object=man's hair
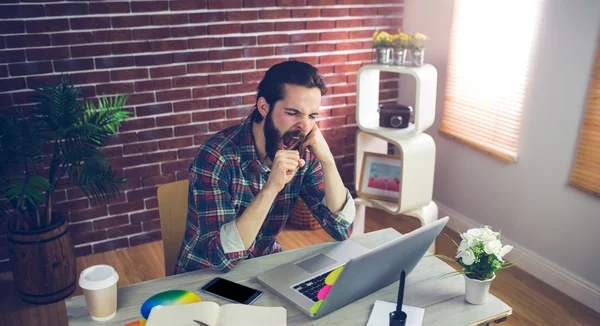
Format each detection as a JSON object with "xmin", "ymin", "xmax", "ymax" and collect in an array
[{"xmin": 252, "ymin": 60, "xmax": 327, "ymax": 122}]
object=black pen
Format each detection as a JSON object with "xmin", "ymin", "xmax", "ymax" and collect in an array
[{"xmin": 389, "ymin": 270, "xmax": 407, "ymax": 326}]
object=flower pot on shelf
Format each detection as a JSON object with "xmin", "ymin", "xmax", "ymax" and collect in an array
[
  {"xmin": 410, "ymin": 48, "xmax": 425, "ymax": 67},
  {"xmin": 393, "ymin": 48, "xmax": 408, "ymax": 65},
  {"xmin": 464, "ymin": 273, "xmax": 495, "ymax": 305},
  {"xmin": 375, "ymin": 47, "xmax": 393, "ymax": 65}
]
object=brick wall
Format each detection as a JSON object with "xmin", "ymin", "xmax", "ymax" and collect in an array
[{"xmin": 0, "ymin": 0, "xmax": 402, "ymax": 272}]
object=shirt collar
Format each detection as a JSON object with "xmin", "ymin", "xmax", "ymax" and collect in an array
[{"xmin": 238, "ymin": 114, "xmax": 270, "ymax": 174}]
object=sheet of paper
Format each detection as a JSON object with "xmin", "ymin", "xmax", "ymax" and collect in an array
[
  {"xmin": 145, "ymin": 302, "xmax": 219, "ymax": 326},
  {"xmin": 366, "ymin": 300, "xmax": 425, "ymax": 326},
  {"xmin": 218, "ymin": 304, "xmax": 287, "ymax": 326}
]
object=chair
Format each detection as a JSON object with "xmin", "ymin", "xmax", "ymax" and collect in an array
[{"xmin": 157, "ymin": 179, "xmax": 189, "ymax": 277}]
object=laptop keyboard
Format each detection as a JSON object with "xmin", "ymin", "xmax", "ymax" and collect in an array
[{"xmin": 292, "ymin": 271, "xmax": 330, "ymax": 302}]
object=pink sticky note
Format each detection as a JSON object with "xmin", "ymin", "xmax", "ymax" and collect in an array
[{"xmin": 317, "ymin": 285, "xmax": 332, "ymax": 300}]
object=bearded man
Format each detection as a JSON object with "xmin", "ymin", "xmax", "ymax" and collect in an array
[{"xmin": 175, "ymin": 60, "xmax": 355, "ymax": 274}]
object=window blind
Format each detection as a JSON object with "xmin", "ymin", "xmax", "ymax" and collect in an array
[
  {"xmin": 569, "ymin": 40, "xmax": 600, "ymax": 197},
  {"xmin": 439, "ymin": 0, "xmax": 540, "ymax": 163}
]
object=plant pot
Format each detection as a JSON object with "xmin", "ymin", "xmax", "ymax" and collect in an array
[
  {"xmin": 375, "ymin": 47, "xmax": 393, "ymax": 65},
  {"xmin": 393, "ymin": 48, "xmax": 408, "ymax": 65},
  {"xmin": 409, "ymin": 48, "xmax": 425, "ymax": 67},
  {"xmin": 464, "ymin": 273, "xmax": 495, "ymax": 305},
  {"xmin": 7, "ymin": 212, "xmax": 77, "ymax": 304}
]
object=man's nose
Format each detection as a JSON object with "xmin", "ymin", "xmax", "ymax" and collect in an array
[{"xmin": 296, "ymin": 116, "xmax": 311, "ymax": 133}]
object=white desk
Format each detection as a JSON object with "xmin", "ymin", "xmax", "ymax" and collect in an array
[{"xmin": 66, "ymin": 228, "xmax": 512, "ymax": 325}]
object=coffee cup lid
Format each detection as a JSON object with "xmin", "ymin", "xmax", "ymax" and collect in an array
[{"xmin": 79, "ymin": 264, "xmax": 119, "ymax": 290}]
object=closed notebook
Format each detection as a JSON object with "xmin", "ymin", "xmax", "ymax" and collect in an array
[
  {"xmin": 366, "ymin": 300, "xmax": 425, "ymax": 326},
  {"xmin": 145, "ymin": 301, "xmax": 287, "ymax": 326}
]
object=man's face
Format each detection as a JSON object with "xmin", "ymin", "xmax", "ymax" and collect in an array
[{"xmin": 263, "ymin": 84, "xmax": 321, "ymax": 161}]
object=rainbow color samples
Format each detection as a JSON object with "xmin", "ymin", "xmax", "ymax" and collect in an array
[{"xmin": 140, "ymin": 290, "xmax": 201, "ymax": 319}]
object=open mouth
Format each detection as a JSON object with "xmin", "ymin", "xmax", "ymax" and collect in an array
[{"xmin": 281, "ymin": 134, "xmax": 302, "ymax": 150}]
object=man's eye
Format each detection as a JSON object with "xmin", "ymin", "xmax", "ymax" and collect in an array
[
  {"xmin": 309, "ymin": 115, "xmax": 317, "ymax": 119},
  {"xmin": 287, "ymin": 112, "xmax": 298, "ymax": 116}
]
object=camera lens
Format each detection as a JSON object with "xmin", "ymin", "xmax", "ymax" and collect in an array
[{"xmin": 391, "ymin": 116, "xmax": 402, "ymax": 128}]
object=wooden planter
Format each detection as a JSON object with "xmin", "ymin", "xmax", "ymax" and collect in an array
[
  {"xmin": 8, "ymin": 212, "xmax": 77, "ymax": 304},
  {"xmin": 287, "ymin": 198, "xmax": 322, "ymax": 230}
]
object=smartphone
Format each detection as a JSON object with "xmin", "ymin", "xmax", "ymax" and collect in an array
[{"xmin": 201, "ymin": 277, "xmax": 263, "ymax": 305}]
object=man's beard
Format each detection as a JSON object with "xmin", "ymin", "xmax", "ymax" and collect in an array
[{"xmin": 263, "ymin": 110, "xmax": 305, "ymax": 162}]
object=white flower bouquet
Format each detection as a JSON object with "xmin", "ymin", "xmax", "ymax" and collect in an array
[{"xmin": 437, "ymin": 226, "xmax": 517, "ymax": 281}]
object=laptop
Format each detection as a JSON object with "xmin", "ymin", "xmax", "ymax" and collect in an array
[{"xmin": 256, "ymin": 216, "xmax": 449, "ymax": 318}]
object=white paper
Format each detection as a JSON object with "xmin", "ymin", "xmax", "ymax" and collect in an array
[{"xmin": 366, "ymin": 300, "xmax": 425, "ymax": 326}]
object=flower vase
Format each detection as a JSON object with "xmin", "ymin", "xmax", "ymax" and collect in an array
[
  {"xmin": 375, "ymin": 47, "xmax": 393, "ymax": 65},
  {"xmin": 393, "ymin": 48, "xmax": 407, "ymax": 66},
  {"xmin": 464, "ymin": 273, "xmax": 495, "ymax": 305},
  {"xmin": 410, "ymin": 48, "xmax": 425, "ymax": 67}
]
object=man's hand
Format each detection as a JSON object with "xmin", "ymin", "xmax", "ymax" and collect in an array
[
  {"xmin": 298, "ymin": 125, "xmax": 334, "ymax": 164},
  {"xmin": 265, "ymin": 150, "xmax": 306, "ymax": 193}
]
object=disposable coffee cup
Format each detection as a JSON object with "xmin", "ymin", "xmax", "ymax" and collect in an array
[{"xmin": 79, "ymin": 264, "xmax": 119, "ymax": 321}]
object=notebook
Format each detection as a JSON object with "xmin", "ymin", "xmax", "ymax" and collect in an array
[
  {"xmin": 366, "ymin": 300, "xmax": 425, "ymax": 326},
  {"xmin": 145, "ymin": 301, "xmax": 287, "ymax": 326}
]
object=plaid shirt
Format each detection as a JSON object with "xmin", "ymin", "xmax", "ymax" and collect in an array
[{"xmin": 174, "ymin": 115, "xmax": 354, "ymax": 274}]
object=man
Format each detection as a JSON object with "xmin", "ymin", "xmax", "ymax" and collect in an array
[{"xmin": 175, "ymin": 60, "xmax": 355, "ymax": 274}]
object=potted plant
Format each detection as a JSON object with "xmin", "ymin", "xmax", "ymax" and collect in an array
[
  {"xmin": 435, "ymin": 226, "xmax": 516, "ymax": 304},
  {"xmin": 0, "ymin": 76, "xmax": 130, "ymax": 304},
  {"xmin": 372, "ymin": 30, "xmax": 394, "ymax": 65},
  {"xmin": 391, "ymin": 29, "xmax": 412, "ymax": 66},
  {"xmin": 406, "ymin": 32, "xmax": 429, "ymax": 67}
]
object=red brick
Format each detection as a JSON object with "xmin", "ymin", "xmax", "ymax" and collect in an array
[
  {"xmin": 245, "ymin": 0, "xmax": 275, "ymax": 6},
  {"xmin": 340, "ymin": 0, "xmax": 367, "ymax": 4},
  {"xmin": 133, "ymin": 28, "xmax": 171, "ymax": 40},
  {"xmin": 227, "ymin": 107, "xmax": 252, "ymax": 119},
  {"xmin": 94, "ymin": 214, "xmax": 129, "ymax": 230},
  {"xmin": 113, "ymin": 42, "xmax": 153, "ymax": 55},
  {"xmin": 156, "ymin": 114, "xmax": 191, "ymax": 127},
  {"xmin": 243, "ymin": 47, "xmax": 273, "ymax": 57},
  {"xmin": 349, "ymin": 30, "xmax": 375, "ymax": 38},
  {"xmin": 159, "ymin": 137, "xmax": 194, "ymax": 150},
  {"xmin": 307, "ymin": 21, "xmax": 334, "ymax": 29},
  {"xmin": 149, "ymin": 65, "xmax": 186, "ymax": 79},
  {"xmin": 174, "ymin": 124, "xmax": 208, "ymax": 137},
  {"xmin": 71, "ymin": 44, "xmax": 111, "ymax": 58},
  {"xmin": 193, "ymin": 85, "xmax": 226, "ymax": 98},
  {"xmin": 337, "ymin": 19, "xmax": 363, "ymax": 28},
  {"xmin": 336, "ymin": 42, "xmax": 363, "ymax": 51},
  {"xmin": 276, "ymin": 21, "xmax": 305, "ymax": 31},
  {"xmin": 323, "ymin": 74, "xmax": 345, "ymax": 85},
  {"xmin": 334, "ymin": 63, "xmax": 361, "ymax": 73},
  {"xmin": 131, "ymin": 209, "xmax": 160, "ymax": 224},
  {"xmin": 292, "ymin": 9, "xmax": 320, "ymax": 18},
  {"xmin": 157, "ymin": 89, "xmax": 191, "ymax": 102},
  {"xmin": 208, "ymin": 73, "xmax": 241, "ymax": 84},
  {"xmin": 104, "ymin": 132, "xmax": 139, "ymax": 146},
  {"xmin": 45, "ymin": 3, "xmax": 89, "ymax": 16},
  {"xmin": 333, "ymin": 85, "xmax": 355, "ymax": 94},
  {"xmin": 127, "ymin": 186, "xmax": 160, "ymax": 202},
  {"xmin": 55, "ymin": 198, "xmax": 90, "ymax": 212},
  {"xmin": 70, "ymin": 206, "xmax": 109, "ymax": 223},
  {"xmin": 127, "ymin": 93, "xmax": 156, "ymax": 106},
  {"xmin": 0, "ymin": 50, "xmax": 25, "ymax": 64},
  {"xmin": 208, "ymin": 23, "xmax": 241, "ymax": 35},
  {"xmin": 51, "ymin": 32, "xmax": 94, "ymax": 46},
  {"xmin": 209, "ymin": 119, "xmax": 241, "ymax": 132},
  {"xmin": 257, "ymin": 58, "xmax": 283, "ymax": 69},
  {"xmin": 26, "ymin": 19, "xmax": 69, "ymax": 33},
  {"xmin": 120, "ymin": 117, "xmax": 156, "ymax": 132},
  {"xmin": 209, "ymin": 96, "xmax": 242, "ymax": 108},
  {"xmin": 72, "ymin": 230, "xmax": 107, "ymax": 246},
  {"xmin": 320, "ymin": 54, "xmax": 348, "ymax": 64},
  {"xmin": 243, "ymin": 23, "xmax": 273, "ymax": 33},
  {"xmin": 138, "ymin": 128, "xmax": 173, "ymax": 141},
  {"xmin": 277, "ymin": 0, "xmax": 305, "ymax": 5},
  {"xmin": 130, "ymin": 231, "xmax": 162, "ymax": 247},
  {"xmin": 321, "ymin": 96, "xmax": 346, "ymax": 106},
  {"xmin": 97, "ymin": 82, "xmax": 134, "ymax": 95},
  {"xmin": 135, "ymin": 79, "xmax": 171, "ymax": 92},
  {"xmin": 228, "ymin": 83, "xmax": 258, "ymax": 94},
  {"xmin": 131, "ymin": 1, "xmax": 168, "ymax": 12},
  {"xmin": 350, "ymin": 7, "xmax": 377, "ymax": 16},
  {"xmin": 161, "ymin": 159, "xmax": 194, "ymax": 174},
  {"xmin": 70, "ymin": 71, "xmax": 111, "ymax": 85},
  {"xmin": 188, "ymin": 37, "xmax": 223, "ymax": 49},
  {"xmin": 258, "ymin": 34, "xmax": 288, "ymax": 45},
  {"xmin": 107, "ymin": 223, "xmax": 143, "ymax": 239},
  {"xmin": 171, "ymin": 26, "xmax": 207, "ymax": 38},
  {"xmin": 135, "ymin": 54, "xmax": 172, "ymax": 66},
  {"xmin": 260, "ymin": 10, "xmax": 290, "ymax": 19},
  {"xmin": 136, "ymin": 103, "xmax": 172, "ymax": 117},
  {"xmin": 309, "ymin": 43, "xmax": 336, "ymax": 53},
  {"xmin": 320, "ymin": 31, "xmax": 347, "ymax": 41},
  {"xmin": 193, "ymin": 109, "xmax": 226, "ymax": 121},
  {"xmin": 322, "ymin": 8, "xmax": 349, "ymax": 16},
  {"xmin": 95, "ymin": 56, "xmax": 134, "ymax": 70},
  {"xmin": 90, "ymin": 2, "xmax": 130, "ymax": 14},
  {"xmin": 94, "ymin": 30, "xmax": 132, "ymax": 42},
  {"xmin": 0, "ymin": 66, "xmax": 7, "ymax": 78},
  {"xmin": 152, "ymin": 13, "xmax": 189, "ymax": 25},
  {"xmin": 109, "ymin": 68, "xmax": 148, "ymax": 82},
  {"xmin": 124, "ymin": 165, "xmax": 160, "ymax": 179},
  {"xmin": 152, "ymin": 39, "xmax": 187, "ymax": 52},
  {"xmin": 123, "ymin": 142, "xmax": 159, "ymax": 155},
  {"xmin": 227, "ymin": 11, "xmax": 258, "ymax": 21},
  {"xmin": 9, "ymin": 61, "xmax": 52, "ymax": 76},
  {"xmin": 53, "ymin": 59, "xmax": 93, "ymax": 72},
  {"xmin": 348, "ymin": 51, "xmax": 371, "ymax": 61},
  {"xmin": 208, "ymin": 0, "xmax": 242, "ymax": 9},
  {"xmin": 142, "ymin": 174, "xmax": 176, "ymax": 187},
  {"xmin": 277, "ymin": 45, "xmax": 306, "ymax": 55},
  {"xmin": 378, "ymin": 6, "xmax": 403, "ymax": 15},
  {"xmin": 209, "ymin": 49, "xmax": 242, "ymax": 61},
  {"xmin": 0, "ymin": 5, "xmax": 45, "ymax": 19},
  {"xmin": 3, "ymin": 78, "xmax": 26, "ymax": 93},
  {"xmin": 194, "ymin": 134, "xmax": 214, "ymax": 145},
  {"xmin": 173, "ymin": 50, "xmax": 209, "ymax": 63},
  {"xmin": 101, "ymin": 146, "xmax": 124, "ymax": 159},
  {"xmin": 93, "ymin": 238, "xmax": 129, "ymax": 254},
  {"xmin": 224, "ymin": 36, "xmax": 256, "ymax": 47},
  {"xmin": 7, "ymin": 34, "xmax": 51, "ymax": 48},
  {"xmin": 112, "ymin": 15, "xmax": 151, "ymax": 28},
  {"xmin": 142, "ymin": 220, "xmax": 162, "ymax": 232},
  {"xmin": 70, "ymin": 17, "xmax": 111, "ymax": 30},
  {"xmin": 0, "ymin": 21, "xmax": 25, "ymax": 34},
  {"xmin": 170, "ymin": 0, "xmax": 207, "ymax": 11},
  {"xmin": 74, "ymin": 245, "xmax": 92, "ymax": 258},
  {"xmin": 174, "ymin": 99, "xmax": 208, "ymax": 112},
  {"xmin": 243, "ymin": 70, "xmax": 266, "ymax": 83},
  {"xmin": 190, "ymin": 12, "xmax": 225, "ymax": 23},
  {"xmin": 290, "ymin": 33, "xmax": 319, "ymax": 43},
  {"xmin": 222, "ymin": 60, "xmax": 253, "ymax": 71},
  {"xmin": 173, "ymin": 75, "xmax": 207, "ymax": 88}
]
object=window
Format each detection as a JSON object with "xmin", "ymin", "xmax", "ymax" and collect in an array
[
  {"xmin": 439, "ymin": 0, "xmax": 541, "ymax": 163},
  {"xmin": 569, "ymin": 40, "xmax": 600, "ymax": 197}
]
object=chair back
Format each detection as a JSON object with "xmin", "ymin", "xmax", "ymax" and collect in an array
[{"xmin": 157, "ymin": 179, "xmax": 189, "ymax": 276}]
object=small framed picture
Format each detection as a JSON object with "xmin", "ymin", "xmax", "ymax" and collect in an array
[{"xmin": 358, "ymin": 152, "xmax": 402, "ymax": 202}]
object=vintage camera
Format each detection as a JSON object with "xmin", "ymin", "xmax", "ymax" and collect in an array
[{"xmin": 378, "ymin": 104, "xmax": 413, "ymax": 129}]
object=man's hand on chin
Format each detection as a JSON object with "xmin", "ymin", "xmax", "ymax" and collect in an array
[{"xmin": 298, "ymin": 125, "xmax": 335, "ymax": 165}]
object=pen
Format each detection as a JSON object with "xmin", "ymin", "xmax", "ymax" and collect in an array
[
  {"xmin": 193, "ymin": 320, "xmax": 209, "ymax": 326},
  {"xmin": 396, "ymin": 270, "xmax": 405, "ymax": 312},
  {"xmin": 389, "ymin": 270, "xmax": 407, "ymax": 326}
]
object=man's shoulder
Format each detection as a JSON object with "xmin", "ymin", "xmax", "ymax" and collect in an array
[{"xmin": 195, "ymin": 122, "xmax": 245, "ymax": 161}]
